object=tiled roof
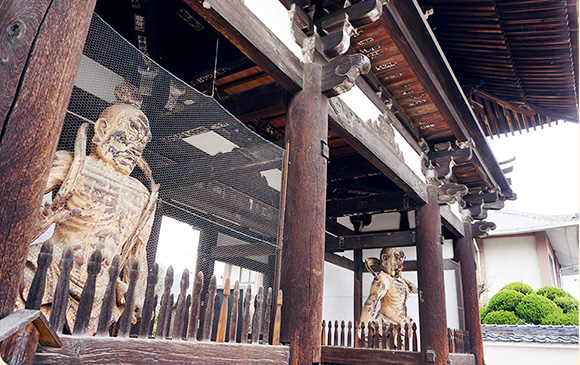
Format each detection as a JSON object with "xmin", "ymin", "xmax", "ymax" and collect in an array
[
  {"xmin": 486, "ymin": 210, "xmax": 579, "ymax": 236},
  {"xmin": 482, "ymin": 324, "xmax": 579, "ymax": 344}
]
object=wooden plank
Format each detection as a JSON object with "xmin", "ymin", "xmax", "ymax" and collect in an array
[
  {"xmin": 185, "ymin": 0, "xmax": 302, "ymax": 93},
  {"xmin": 72, "ymin": 250, "xmax": 102, "ymax": 336},
  {"xmin": 96, "ymin": 255, "xmax": 120, "ymax": 337},
  {"xmin": 216, "ymin": 279, "xmax": 230, "ymax": 343},
  {"xmin": 241, "ymin": 286, "xmax": 253, "ymax": 344},
  {"xmin": 202, "ymin": 275, "xmax": 217, "ymax": 341},
  {"xmin": 0, "ymin": 0, "xmax": 97, "ymax": 319},
  {"xmin": 382, "ymin": 0, "xmax": 514, "ymax": 200},
  {"xmin": 251, "ymin": 287, "xmax": 264, "ymax": 344},
  {"xmin": 187, "ymin": 271, "xmax": 204, "ymax": 341},
  {"xmin": 325, "ymin": 252, "xmax": 355, "ymax": 271},
  {"xmin": 328, "ymin": 97, "xmax": 427, "ymax": 203},
  {"xmin": 327, "ymin": 192, "xmax": 420, "ymax": 218},
  {"xmin": 138, "ymin": 262, "xmax": 159, "ymax": 338},
  {"xmin": 173, "ymin": 269, "xmax": 191, "ymax": 340},
  {"xmin": 271, "ymin": 290, "xmax": 282, "ymax": 346},
  {"xmin": 326, "ymin": 231, "xmax": 416, "ymax": 252},
  {"xmin": 321, "ymin": 346, "xmax": 422, "ymax": 364},
  {"xmin": 35, "ymin": 336, "xmax": 290, "ymax": 364},
  {"xmin": 440, "ymin": 205, "xmax": 465, "ymax": 238},
  {"xmin": 156, "ymin": 266, "xmax": 174, "ymax": 339},
  {"xmin": 117, "ymin": 261, "xmax": 140, "ymax": 338},
  {"xmin": 25, "ymin": 242, "xmax": 52, "ymax": 310}
]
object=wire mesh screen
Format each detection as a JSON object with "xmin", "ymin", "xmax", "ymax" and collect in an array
[{"xmin": 52, "ymin": 13, "xmax": 285, "ymax": 323}]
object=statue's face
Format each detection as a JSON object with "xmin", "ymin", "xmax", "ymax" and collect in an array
[
  {"xmin": 93, "ymin": 104, "xmax": 151, "ymax": 175},
  {"xmin": 381, "ymin": 248, "xmax": 405, "ymax": 277}
]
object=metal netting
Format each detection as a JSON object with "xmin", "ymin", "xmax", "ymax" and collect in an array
[{"xmin": 54, "ymin": 13, "xmax": 285, "ymax": 306}]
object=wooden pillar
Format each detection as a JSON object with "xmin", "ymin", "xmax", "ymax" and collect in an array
[
  {"xmin": 146, "ymin": 204, "xmax": 164, "ymax": 270},
  {"xmin": 280, "ymin": 62, "xmax": 328, "ymax": 364},
  {"xmin": 416, "ymin": 183, "xmax": 449, "ymax": 364},
  {"xmin": 0, "ymin": 0, "xmax": 97, "ymax": 319},
  {"xmin": 353, "ymin": 249, "xmax": 363, "ymax": 323},
  {"xmin": 455, "ymin": 223, "xmax": 484, "ymax": 365}
]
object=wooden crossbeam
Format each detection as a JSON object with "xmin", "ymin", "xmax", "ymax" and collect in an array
[
  {"xmin": 326, "ymin": 230, "xmax": 415, "ymax": 252},
  {"xmin": 326, "ymin": 192, "xmax": 419, "ymax": 217}
]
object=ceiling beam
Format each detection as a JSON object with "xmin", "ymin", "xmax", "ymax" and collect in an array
[
  {"xmin": 326, "ymin": 230, "xmax": 415, "ymax": 252},
  {"xmin": 326, "ymin": 192, "xmax": 419, "ymax": 218}
]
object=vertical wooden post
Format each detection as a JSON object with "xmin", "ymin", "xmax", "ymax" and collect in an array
[
  {"xmin": 195, "ymin": 229, "xmax": 218, "ymax": 339},
  {"xmin": 354, "ymin": 249, "xmax": 363, "ymax": 323},
  {"xmin": 454, "ymin": 222, "xmax": 484, "ymax": 365},
  {"xmin": 416, "ymin": 183, "xmax": 449, "ymax": 364},
  {"xmin": 280, "ymin": 62, "xmax": 328, "ymax": 364},
  {"xmin": 0, "ymin": 0, "xmax": 97, "ymax": 319}
]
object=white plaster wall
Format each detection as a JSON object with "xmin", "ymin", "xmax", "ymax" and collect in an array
[
  {"xmin": 482, "ymin": 236, "xmax": 542, "ymax": 298},
  {"xmin": 323, "ymin": 241, "xmax": 463, "ymax": 346},
  {"xmin": 483, "ymin": 341, "xmax": 579, "ymax": 365}
]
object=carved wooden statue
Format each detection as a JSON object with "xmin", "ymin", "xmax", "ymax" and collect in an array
[
  {"xmin": 360, "ymin": 247, "xmax": 417, "ymax": 337},
  {"xmin": 18, "ymin": 83, "xmax": 159, "ymax": 335}
]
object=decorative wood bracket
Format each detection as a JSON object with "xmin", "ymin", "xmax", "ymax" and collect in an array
[
  {"xmin": 472, "ymin": 221, "xmax": 497, "ymax": 238},
  {"xmin": 437, "ymin": 182, "xmax": 468, "ymax": 205},
  {"xmin": 322, "ymin": 54, "xmax": 371, "ymax": 97},
  {"xmin": 318, "ymin": 0, "xmax": 383, "ymax": 33}
]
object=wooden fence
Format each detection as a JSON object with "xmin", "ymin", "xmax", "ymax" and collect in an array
[
  {"xmin": 321, "ymin": 319, "xmax": 418, "ymax": 352},
  {"xmin": 23, "ymin": 242, "xmax": 282, "ymax": 345},
  {"xmin": 448, "ymin": 328, "xmax": 471, "ymax": 354}
]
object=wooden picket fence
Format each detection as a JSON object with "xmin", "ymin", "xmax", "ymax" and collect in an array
[
  {"xmin": 448, "ymin": 328, "xmax": 471, "ymax": 354},
  {"xmin": 321, "ymin": 319, "xmax": 418, "ymax": 351},
  {"xmin": 24, "ymin": 242, "xmax": 282, "ymax": 345}
]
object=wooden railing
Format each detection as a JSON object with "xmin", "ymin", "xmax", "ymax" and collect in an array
[
  {"xmin": 20, "ymin": 242, "xmax": 288, "ymax": 363},
  {"xmin": 321, "ymin": 319, "xmax": 418, "ymax": 351},
  {"xmin": 448, "ymin": 328, "xmax": 471, "ymax": 354}
]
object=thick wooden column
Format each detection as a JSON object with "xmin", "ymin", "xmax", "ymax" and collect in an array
[
  {"xmin": 416, "ymin": 183, "xmax": 449, "ymax": 364},
  {"xmin": 280, "ymin": 62, "xmax": 328, "ymax": 364},
  {"xmin": 0, "ymin": 0, "xmax": 96, "ymax": 318},
  {"xmin": 454, "ymin": 223, "xmax": 484, "ymax": 365}
]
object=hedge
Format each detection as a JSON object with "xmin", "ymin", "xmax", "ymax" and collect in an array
[
  {"xmin": 515, "ymin": 293, "xmax": 562, "ymax": 324},
  {"xmin": 482, "ymin": 310, "xmax": 524, "ymax": 325},
  {"xmin": 488, "ymin": 289, "xmax": 524, "ymax": 312},
  {"xmin": 501, "ymin": 282, "xmax": 534, "ymax": 295}
]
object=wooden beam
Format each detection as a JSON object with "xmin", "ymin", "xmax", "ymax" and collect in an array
[
  {"xmin": 321, "ymin": 346, "xmax": 422, "ymax": 364},
  {"xmin": 0, "ymin": 0, "xmax": 96, "ymax": 318},
  {"xmin": 326, "ymin": 218, "xmax": 355, "ymax": 237},
  {"xmin": 185, "ymin": 0, "xmax": 302, "ymax": 93},
  {"xmin": 326, "ymin": 230, "xmax": 415, "ymax": 252},
  {"xmin": 35, "ymin": 336, "xmax": 290, "ymax": 364},
  {"xmin": 328, "ymin": 97, "xmax": 428, "ymax": 203},
  {"xmin": 440, "ymin": 206, "xmax": 465, "ymax": 238},
  {"xmin": 381, "ymin": 0, "xmax": 515, "ymax": 200},
  {"xmin": 324, "ymin": 252, "xmax": 355, "ymax": 271},
  {"xmin": 219, "ymin": 82, "xmax": 289, "ymax": 121},
  {"xmin": 211, "ymin": 243, "xmax": 277, "ymax": 258},
  {"xmin": 326, "ymin": 192, "xmax": 419, "ymax": 218}
]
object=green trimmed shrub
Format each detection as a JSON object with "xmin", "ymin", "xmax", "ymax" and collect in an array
[
  {"xmin": 488, "ymin": 289, "xmax": 524, "ymax": 312},
  {"xmin": 515, "ymin": 293, "xmax": 562, "ymax": 324},
  {"xmin": 537, "ymin": 286, "xmax": 572, "ymax": 301},
  {"xmin": 553, "ymin": 296, "xmax": 579, "ymax": 313},
  {"xmin": 540, "ymin": 311, "xmax": 579, "ymax": 326},
  {"xmin": 480, "ymin": 306, "xmax": 490, "ymax": 321},
  {"xmin": 482, "ymin": 310, "xmax": 524, "ymax": 325},
  {"xmin": 501, "ymin": 282, "xmax": 534, "ymax": 295}
]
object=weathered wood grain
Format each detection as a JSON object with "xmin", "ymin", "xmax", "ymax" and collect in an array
[
  {"xmin": 416, "ymin": 183, "xmax": 449, "ymax": 363},
  {"xmin": 202, "ymin": 275, "xmax": 217, "ymax": 342},
  {"xmin": 49, "ymin": 247, "xmax": 73, "ymax": 334},
  {"xmin": 155, "ymin": 266, "xmax": 173, "ymax": 339},
  {"xmin": 271, "ymin": 290, "xmax": 282, "ymax": 346},
  {"xmin": 0, "ymin": 0, "xmax": 97, "ymax": 319},
  {"xmin": 240, "ymin": 285, "xmax": 252, "ymax": 344},
  {"xmin": 187, "ymin": 271, "xmax": 203, "ymax": 341},
  {"xmin": 138, "ymin": 262, "xmax": 158, "ymax": 339},
  {"xmin": 229, "ymin": 281, "xmax": 240, "ymax": 343},
  {"xmin": 72, "ymin": 249, "xmax": 102, "ymax": 335},
  {"xmin": 173, "ymin": 269, "xmax": 190, "ymax": 340},
  {"xmin": 321, "ymin": 346, "xmax": 422, "ymax": 364},
  {"xmin": 251, "ymin": 286, "xmax": 264, "ymax": 344},
  {"xmin": 25, "ymin": 242, "xmax": 52, "ymax": 310},
  {"xmin": 96, "ymin": 255, "xmax": 120, "ymax": 336},
  {"xmin": 1, "ymin": 321, "xmax": 40, "ymax": 364},
  {"xmin": 34, "ymin": 336, "xmax": 290, "ymax": 364},
  {"xmin": 262, "ymin": 287, "xmax": 272, "ymax": 345},
  {"xmin": 117, "ymin": 261, "xmax": 140, "ymax": 338}
]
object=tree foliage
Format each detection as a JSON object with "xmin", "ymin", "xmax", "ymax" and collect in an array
[{"xmin": 482, "ymin": 310, "xmax": 524, "ymax": 325}]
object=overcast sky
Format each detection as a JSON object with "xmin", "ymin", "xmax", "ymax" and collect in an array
[{"xmin": 487, "ymin": 122, "xmax": 579, "ymax": 216}]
